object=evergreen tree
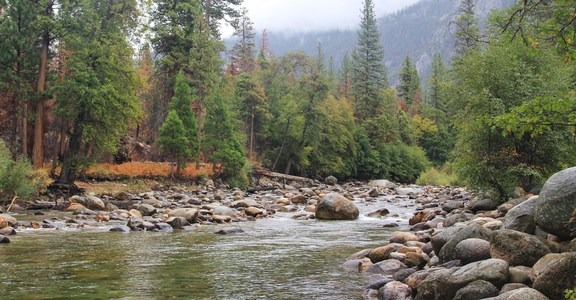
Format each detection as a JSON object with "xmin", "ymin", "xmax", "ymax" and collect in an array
[
  {"xmin": 169, "ymin": 71, "xmax": 198, "ymax": 164},
  {"xmin": 453, "ymin": 0, "xmax": 480, "ymax": 57},
  {"xmin": 397, "ymin": 55, "xmax": 421, "ymax": 106},
  {"xmin": 200, "ymin": 0, "xmax": 243, "ymax": 38},
  {"xmin": 55, "ymin": 0, "xmax": 141, "ymax": 184},
  {"xmin": 235, "ymin": 73, "xmax": 268, "ymax": 159},
  {"xmin": 157, "ymin": 110, "xmax": 191, "ymax": 177},
  {"xmin": 351, "ymin": 0, "xmax": 388, "ymax": 121},
  {"xmin": 337, "ymin": 52, "xmax": 353, "ymax": 97},
  {"xmin": 229, "ymin": 7, "xmax": 256, "ymax": 74},
  {"xmin": 202, "ymin": 87, "xmax": 246, "ymax": 180},
  {"xmin": 427, "ymin": 53, "xmax": 447, "ymax": 111}
]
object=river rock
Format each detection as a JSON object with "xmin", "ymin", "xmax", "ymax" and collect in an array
[
  {"xmin": 532, "ymin": 252, "xmax": 576, "ymax": 299},
  {"xmin": 415, "ymin": 268, "xmax": 456, "ymax": 300},
  {"xmin": 0, "ymin": 235, "xmax": 9, "ymax": 243},
  {"xmin": 368, "ymin": 180, "xmax": 397, "ymax": 189},
  {"xmin": 315, "ymin": 193, "xmax": 359, "ymax": 220},
  {"xmin": 490, "ymin": 229, "xmax": 550, "ymax": 267},
  {"xmin": 245, "ymin": 206, "xmax": 263, "ymax": 217},
  {"xmin": 534, "ymin": 167, "xmax": 576, "ymax": 240},
  {"xmin": 368, "ymin": 243, "xmax": 403, "ymax": 263},
  {"xmin": 483, "ymin": 287, "xmax": 550, "ymax": 300},
  {"xmin": 69, "ymin": 195, "xmax": 106, "ymax": 211},
  {"xmin": 444, "ymin": 211, "xmax": 475, "ymax": 227},
  {"xmin": 434, "ymin": 259, "xmax": 509, "ymax": 299},
  {"xmin": 342, "ymin": 257, "xmax": 372, "ymax": 272},
  {"xmin": 367, "ymin": 208, "xmax": 389, "ymax": 218},
  {"xmin": 65, "ymin": 202, "xmax": 86, "ymax": 212},
  {"xmin": 109, "ymin": 225, "xmax": 131, "ymax": 232},
  {"xmin": 136, "ymin": 203, "xmax": 157, "ymax": 217},
  {"xmin": 0, "ymin": 214, "xmax": 17, "ymax": 227},
  {"xmin": 169, "ymin": 208, "xmax": 199, "ymax": 223},
  {"xmin": 442, "ymin": 200, "xmax": 464, "ymax": 213},
  {"xmin": 214, "ymin": 227, "xmax": 244, "ymax": 235},
  {"xmin": 468, "ymin": 198, "xmax": 498, "ymax": 213},
  {"xmin": 325, "ymin": 175, "xmax": 338, "ymax": 185},
  {"xmin": 438, "ymin": 224, "xmax": 492, "ymax": 263},
  {"xmin": 378, "ymin": 281, "xmax": 412, "ymax": 300},
  {"xmin": 232, "ymin": 198, "xmax": 260, "ymax": 208},
  {"xmin": 508, "ymin": 266, "xmax": 533, "ymax": 284},
  {"xmin": 452, "ymin": 280, "xmax": 499, "ymax": 300},
  {"xmin": 503, "ymin": 196, "xmax": 540, "ymax": 234},
  {"xmin": 128, "ymin": 209, "xmax": 142, "ymax": 219},
  {"xmin": 431, "ymin": 226, "xmax": 463, "ymax": 255},
  {"xmin": 365, "ymin": 259, "xmax": 407, "ymax": 276},
  {"xmin": 454, "ymin": 238, "xmax": 491, "ymax": 264},
  {"xmin": 290, "ymin": 194, "xmax": 308, "ymax": 204},
  {"xmin": 500, "ymin": 283, "xmax": 530, "ymax": 294},
  {"xmin": 167, "ymin": 217, "xmax": 189, "ymax": 229},
  {"xmin": 391, "ymin": 232, "xmax": 420, "ymax": 245},
  {"xmin": 404, "ymin": 252, "xmax": 428, "ymax": 268},
  {"xmin": 0, "ymin": 227, "xmax": 15, "ymax": 235}
]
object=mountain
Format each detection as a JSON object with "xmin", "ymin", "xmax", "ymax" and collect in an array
[{"xmin": 231, "ymin": 0, "xmax": 515, "ymax": 86}]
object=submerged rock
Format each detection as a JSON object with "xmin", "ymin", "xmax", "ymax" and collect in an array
[{"xmin": 214, "ymin": 227, "xmax": 244, "ymax": 235}]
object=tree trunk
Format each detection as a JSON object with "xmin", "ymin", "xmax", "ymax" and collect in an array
[
  {"xmin": 32, "ymin": 27, "xmax": 49, "ymax": 169},
  {"xmin": 58, "ymin": 125, "xmax": 83, "ymax": 184}
]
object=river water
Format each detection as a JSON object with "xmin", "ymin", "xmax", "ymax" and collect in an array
[{"xmin": 0, "ymin": 198, "xmax": 414, "ymax": 299}]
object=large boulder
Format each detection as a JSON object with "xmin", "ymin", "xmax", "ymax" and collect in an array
[
  {"xmin": 438, "ymin": 224, "xmax": 492, "ymax": 263},
  {"xmin": 434, "ymin": 259, "xmax": 510, "ymax": 299},
  {"xmin": 482, "ymin": 287, "xmax": 550, "ymax": 300},
  {"xmin": 414, "ymin": 268, "xmax": 456, "ymax": 300},
  {"xmin": 503, "ymin": 196, "xmax": 540, "ymax": 234},
  {"xmin": 532, "ymin": 252, "xmax": 576, "ymax": 300},
  {"xmin": 534, "ymin": 167, "xmax": 576, "ymax": 240},
  {"xmin": 69, "ymin": 195, "xmax": 106, "ymax": 211},
  {"xmin": 368, "ymin": 179, "xmax": 397, "ymax": 189},
  {"xmin": 315, "ymin": 193, "xmax": 359, "ymax": 220},
  {"xmin": 368, "ymin": 243, "xmax": 403, "ymax": 263},
  {"xmin": 454, "ymin": 238, "xmax": 491, "ymax": 265},
  {"xmin": 452, "ymin": 280, "xmax": 499, "ymax": 300},
  {"xmin": 468, "ymin": 198, "xmax": 499, "ymax": 213},
  {"xmin": 490, "ymin": 229, "xmax": 550, "ymax": 267},
  {"xmin": 365, "ymin": 259, "xmax": 407, "ymax": 276},
  {"xmin": 431, "ymin": 226, "xmax": 464, "ymax": 255},
  {"xmin": 378, "ymin": 281, "xmax": 412, "ymax": 300}
]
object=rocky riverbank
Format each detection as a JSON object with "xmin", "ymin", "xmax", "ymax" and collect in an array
[{"xmin": 344, "ymin": 167, "xmax": 576, "ymax": 300}]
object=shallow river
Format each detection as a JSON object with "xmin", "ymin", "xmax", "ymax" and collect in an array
[{"xmin": 0, "ymin": 199, "xmax": 413, "ymax": 299}]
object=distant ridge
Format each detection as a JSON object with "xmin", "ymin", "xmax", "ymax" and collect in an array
[{"xmin": 228, "ymin": 0, "xmax": 515, "ymax": 86}]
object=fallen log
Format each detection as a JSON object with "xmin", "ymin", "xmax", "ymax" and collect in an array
[{"xmin": 252, "ymin": 167, "xmax": 314, "ymax": 184}]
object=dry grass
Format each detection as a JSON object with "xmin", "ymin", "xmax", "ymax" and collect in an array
[{"xmin": 85, "ymin": 162, "xmax": 214, "ymax": 179}]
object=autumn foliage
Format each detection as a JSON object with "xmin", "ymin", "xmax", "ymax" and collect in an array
[{"xmin": 85, "ymin": 162, "xmax": 213, "ymax": 179}]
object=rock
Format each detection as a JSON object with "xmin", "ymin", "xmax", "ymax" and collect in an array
[
  {"xmin": 368, "ymin": 187, "xmax": 379, "ymax": 198},
  {"xmin": 415, "ymin": 268, "xmax": 456, "ymax": 300},
  {"xmin": 167, "ymin": 217, "xmax": 189, "ymax": 229},
  {"xmin": 169, "ymin": 208, "xmax": 199, "ymax": 223},
  {"xmin": 365, "ymin": 275, "xmax": 394, "ymax": 290},
  {"xmin": 393, "ymin": 268, "xmax": 417, "ymax": 282},
  {"xmin": 0, "ymin": 214, "xmax": 17, "ymax": 227},
  {"xmin": 434, "ymin": 259, "xmax": 509, "ymax": 299},
  {"xmin": 109, "ymin": 225, "xmax": 131, "ymax": 233},
  {"xmin": 325, "ymin": 175, "xmax": 338, "ymax": 185},
  {"xmin": 490, "ymin": 229, "xmax": 550, "ymax": 267},
  {"xmin": 534, "ymin": 167, "xmax": 576, "ymax": 240},
  {"xmin": 69, "ymin": 195, "xmax": 106, "ymax": 211},
  {"xmin": 113, "ymin": 191, "xmax": 131, "ymax": 201},
  {"xmin": 500, "ymin": 283, "xmax": 530, "ymax": 294},
  {"xmin": 315, "ymin": 193, "xmax": 359, "ymax": 220},
  {"xmin": 532, "ymin": 252, "xmax": 576, "ymax": 300},
  {"xmin": 365, "ymin": 259, "xmax": 407, "ymax": 276},
  {"xmin": 366, "ymin": 208, "xmax": 390, "ymax": 219},
  {"xmin": 468, "ymin": 198, "xmax": 498, "ymax": 213},
  {"xmin": 136, "ymin": 203, "xmax": 157, "ymax": 217},
  {"xmin": 397, "ymin": 187, "xmax": 422, "ymax": 196},
  {"xmin": 0, "ymin": 235, "xmax": 10, "ymax": 243},
  {"xmin": 454, "ymin": 238, "xmax": 491, "ymax": 265},
  {"xmin": 378, "ymin": 281, "xmax": 412, "ymax": 300},
  {"xmin": 404, "ymin": 252, "xmax": 428, "ymax": 268},
  {"xmin": 368, "ymin": 180, "xmax": 397, "ymax": 189},
  {"xmin": 410, "ymin": 210, "xmax": 432, "ymax": 225},
  {"xmin": 390, "ymin": 231, "xmax": 420, "ymax": 244},
  {"xmin": 452, "ymin": 280, "xmax": 499, "ymax": 300},
  {"xmin": 404, "ymin": 269, "xmax": 431, "ymax": 290},
  {"xmin": 290, "ymin": 194, "xmax": 308, "ymax": 204},
  {"xmin": 128, "ymin": 209, "xmax": 142, "ymax": 219},
  {"xmin": 342, "ymin": 257, "xmax": 372, "ymax": 272},
  {"xmin": 438, "ymin": 224, "xmax": 492, "ymax": 263},
  {"xmin": 211, "ymin": 206, "xmax": 236, "ymax": 217},
  {"xmin": 214, "ymin": 227, "xmax": 244, "ymax": 234},
  {"xmin": 442, "ymin": 200, "xmax": 464, "ymax": 213},
  {"xmin": 65, "ymin": 203, "xmax": 86, "ymax": 212},
  {"xmin": 503, "ymin": 196, "xmax": 540, "ymax": 234},
  {"xmin": 508, "ymin": 266, "xmax": 533, "ymax": 284},
  {"xmin": 245, "ymin": 206, "xmax": 263, "ymax": 217},
  {"xmin": 483, "ymin": 287, "xmax": 549, "ymax": 300},
  {"xmin": 346, "ymin": 248, "xmax": 371, "ymax": 260},
  {"xmin": 431, "ymin": 226, "xmax": 464, "ymax": 255},
  {"xmin": 368, "ymin": 243, "xmax": 403, "ymax": 263},
  {"xmin": 232, "ymin": 198, "xmax": 260, "ymax": 208},
  {"xmin": 444, "ymin": 211, "xmax": 475, "ymax": 227}
]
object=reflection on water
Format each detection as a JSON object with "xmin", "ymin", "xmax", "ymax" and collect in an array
[{"xmin": 0, "ymin": 205, "xmax": 412, "ymax": 300}]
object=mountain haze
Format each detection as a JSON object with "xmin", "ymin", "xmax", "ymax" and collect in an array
[{"xmin": 238, "ymin": 0, "xmax": 515, "ymax": 86}]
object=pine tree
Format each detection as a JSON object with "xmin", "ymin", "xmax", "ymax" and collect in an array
[
  {"xmin": 200, "ymin": 0, "xmax": 242, "ymax": 38},
  {"xmin": 157, "ymin": 110, "xmax": 191, "ymax": 177},
  {"xmin": 427, "ymin": 53, "xmax": 447, "ymax": 111},
  {"xmin": 453, "ymin": 0, "xmax": 480, "ymax": 57},
  {"xmin": 229, "ymin": 7, "xmax": 256, "ymax": 74},
  {"xmin": 169, "ymin": 71, "xmax": 198, "ymax": 164},
  {"xmin": 236, "ymin": 73, "xmax": 268, "ymax": 159},
  {"xmin": 397, "ymin": 55, "xmax": 421, "ymax": 107},
  {"xmin": 351, "ymin": 0, "xmax": 388, "ymax": 121}
]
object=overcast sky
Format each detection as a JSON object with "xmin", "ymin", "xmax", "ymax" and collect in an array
[{"xmin": 224, "ymin": 0, "xmax": 422, "ymax": 36}]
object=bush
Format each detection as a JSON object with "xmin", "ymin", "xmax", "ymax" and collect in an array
[
  {"xmin": 0, "ymin": 141, "xmax": 45, "ymax": 202},
  {"xmin": 565, "ymin": 288, "xmax": 576, "ymax": 300},
  {"xmin": 417, "ymin": 163, "xmax": 460, "ymax": 186}
]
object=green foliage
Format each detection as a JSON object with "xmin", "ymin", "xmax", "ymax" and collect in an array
[
  {"xmin": 202, "ymin": 87, "xmax": 247, "ymax": 179},
  {"xmin": 397, "ymin": 55, "xmax": 421, "ymax": 106},
  {"xmin": 0, "ymin": 140, "xmax": 42, "ymax": 201},
  {"xmin": 566, "ymin": 288, "xmax": 576, "ymax": 300},
  {"xmin": 417, "ymin": 164, "xmax": 459, "ymax": 186},
  {"xmin": 169, "ymin": 70, "xmax": 198, "ymax": 160},
  {"xmin": 157, "ymin": 110, "xmax": 192, "ymax": 174}
]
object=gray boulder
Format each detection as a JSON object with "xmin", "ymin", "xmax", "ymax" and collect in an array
[
  {"xmin": 483, "ymin": 287, "xmax": 549, "ymax": 300},
  {"xmin": 503, "ymin": 196, "xmax": 540, "ymax": 234},
  {"xmin": 534, "ymin": 167, "xmax": 576, "ymax": 240},
  {"xmin": 532, "ymin": 252, "xmax": 576, "ymax": 300},
  {"xmin": 325, "ymin": 175, "xmax": 338, "ymax": 185},
  {"xmin": 378, "ymin": 281, "xmax": 412, "ymax": 300},
  {"xmin": 368, "ymin": 179, "xmax": 397, "ymax": 189},
  {"xmin": 468, "ymin": 198, "xmax": 498, "ymax": 213},
  {"xmin": 365, "ymin": 259, "xmax": 407, "ymax": 276},
  {"xmin": 431, "ymin": 226, "xmax": 464, "ymax": 255},
  {"xmin": 315, "ymin": 193, "xmax": 359, "ymax": 220},
  {"xmin": 438, "ymin": 224, "xmax": 492, "ymax": 263},
  {"xmin": 452, "ymin": 280, "xmax": 499, "ymax": 300},
  {"xmin": 434, "ymin": 259, "xmax": 509, "ymax": 299},
  {"xmin": 454, "ymin": 238, "xmax": 491, "ymax": 265},
  {"xmin": 490, "ymin": 229, "xmax": 550, "ymax": 267}
]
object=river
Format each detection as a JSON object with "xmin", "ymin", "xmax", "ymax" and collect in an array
[{"xmin": 0, "ymin": 198, "xmax": 414, "ymax": 299}]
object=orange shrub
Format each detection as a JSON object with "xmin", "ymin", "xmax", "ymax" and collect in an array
[{"xmin": 86, "ymin": 162, "xmax": 213, "ymax": 178}]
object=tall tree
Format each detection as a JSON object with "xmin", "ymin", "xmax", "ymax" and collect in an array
[
  {"xmin": 200, "ymin": 0, "xmax": 242, "ymax": 38},
  {"xmin": 235, "ymin": 73, "xmax": 267, "ymax": 159},
  {"xmin": 169, "ymin": 70, "xmax": 198, "ymax": 166},
  {"xmin": 453, "ymin": 0, "xmax": 480, "ymax": 57},
  {"xmin": 229, "ymin": 7, "xmax": 256, "ymax": 74},
  {"xmin": 157, "ymin": 110, "xmax": 191, "ymax": 177},
  {"xmin": 351, "ymin": 0, "xmax": 388, "ymax": 121},
  {"xmin": 397, "ymin": 55, "xmax": 421, "ymax": 107},
  {"xmin": 55, "ymin": 0, "xmax": 141, "ymax": 184},
  {"xmin": 427, "ymin": 53, "xmax": 447, "ymax": 111}
]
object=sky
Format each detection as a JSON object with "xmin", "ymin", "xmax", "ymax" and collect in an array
[{"xmin": 223, "ymin": 0, "xmax": 422, "ymax": 37}]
